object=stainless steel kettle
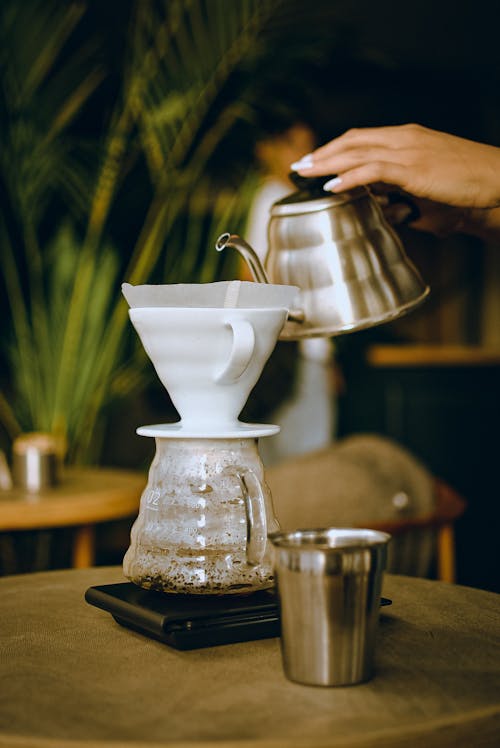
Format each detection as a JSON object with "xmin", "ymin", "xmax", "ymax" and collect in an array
[{"xmin": 216, "ymin": 174, "xmax": 429, "ymax": 340}]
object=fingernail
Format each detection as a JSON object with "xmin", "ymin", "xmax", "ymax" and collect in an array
[
  {"xmin": 291, "ymin": 154, "xmax": 313, "ymax": 170},
  {"xmin": 323, "ymin": 177, "xmax": 343, "ymax": 191}
]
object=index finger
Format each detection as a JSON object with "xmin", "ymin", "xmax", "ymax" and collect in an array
[{"xmin": 312, "ymin": 125, "xmax": 413, "ymax": 160}]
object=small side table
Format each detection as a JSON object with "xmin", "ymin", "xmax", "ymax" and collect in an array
[{"xmin": 0, "ymin": 467, "xmax": 144, "ymax": 568}]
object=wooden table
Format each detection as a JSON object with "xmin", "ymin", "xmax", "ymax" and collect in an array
[
  {"xmin": 0, "ymin": 566, "xmax": 498, "ymax": 747},
  {"xmin": 0, "ymin": 468, "xmax": 144, "ymax": 568}
]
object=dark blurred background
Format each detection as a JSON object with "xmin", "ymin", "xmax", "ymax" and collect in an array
[{"xmin": 1, "ymin": 0, "xmax": 499, "ymax": 590}]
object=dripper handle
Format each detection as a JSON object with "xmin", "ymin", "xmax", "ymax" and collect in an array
[
  {"xmin": 214, "ymin": 318, "xmax": 255, "ymax": 384},
  {"xmin": 237, "ymin": 469, "xmax": 267, "ymax": 566}
]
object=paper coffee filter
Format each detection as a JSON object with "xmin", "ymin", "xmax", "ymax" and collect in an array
[{"xmin": 122, "ymin": 281, "xmax": 299, "ymax": 310}]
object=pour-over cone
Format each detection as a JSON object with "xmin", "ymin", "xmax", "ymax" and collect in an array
[{"xmin": 123, "ymin": 282, "xmax": 299, "ymax": 434}]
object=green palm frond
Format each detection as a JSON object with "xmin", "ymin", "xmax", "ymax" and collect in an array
[
  {"xmin": 0, "ymin": 1, "xmax": 102, "ymax": 224},
  {"xmin": 129, "ymin": 0, "xmax": 280, "ymax": 179},
  {"xmin": 0, "ymin": 0, "xmax": 304, "ymax": 463},
  {"xmin": 121, "ymin": 0, "xmax": 279, "ymax": 286},
  {"xmin": 1, "ymin": 222, "xmax": 121, "ymax": 461},
  {"xmin": 0, "ymin": 1, "xmax": 85, "ymax": 104}
]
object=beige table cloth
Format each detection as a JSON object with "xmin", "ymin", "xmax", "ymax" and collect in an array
[{"xmin": 0, "ymin": 566, "xmax": 499, "ymax": 748}]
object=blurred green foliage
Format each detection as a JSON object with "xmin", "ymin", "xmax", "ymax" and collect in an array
[
  {"xmin": 1, "ymin": 0, "xmax": 329, "ymax": 462},
  {"xmin": 3, "ymin": 1, "xmax": 493, "ymax": 464}
]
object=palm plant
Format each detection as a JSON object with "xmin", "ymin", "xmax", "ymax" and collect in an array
[
  {"xmin": 1, "ymin": 0, "xmax": 297, "ymax": 463},
  {"xmin": 0, "ymin": 1, "xmax": 110, "ymax": 458}
]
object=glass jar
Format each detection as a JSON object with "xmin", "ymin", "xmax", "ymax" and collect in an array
[{"xmin": 123, "ymin": 437, "xmax": 280, "ymax": 594}]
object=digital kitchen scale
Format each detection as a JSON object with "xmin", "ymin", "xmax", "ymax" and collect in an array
[{"xmin": 85, "ymin": 582, "xmax": 392, "ymax": 651}]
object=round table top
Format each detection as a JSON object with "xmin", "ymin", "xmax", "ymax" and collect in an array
[
  {"xmin": 0, "ymin": 567, "xmax": 499, "ymax": 748},
  {"xmin": 0, "ymin": 467, "xmax": 145, "ymax": 530}
]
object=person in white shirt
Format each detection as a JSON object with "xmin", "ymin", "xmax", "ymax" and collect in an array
[{"xmin": 245, "ymin": 121, "xmax": 338, "ymax": 465}]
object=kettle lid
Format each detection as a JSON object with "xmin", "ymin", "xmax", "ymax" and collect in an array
[{"xmin": 272, "ymin": 172, "xmax": 368, "ymax": 215}]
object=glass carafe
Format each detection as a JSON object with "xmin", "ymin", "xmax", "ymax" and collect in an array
[{"xmin": 123, "ymin": 437, "xmax": 280, "ymax": 594}]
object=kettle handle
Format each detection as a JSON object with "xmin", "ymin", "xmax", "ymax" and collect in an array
[{"xmin": 237, "ymin": 469, "xmax": 267, "ymax": 566}]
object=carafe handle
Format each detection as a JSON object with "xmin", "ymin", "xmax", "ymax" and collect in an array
[
  {"xmin": 237, "ymin": 468, "xmax": 267, "ymax": 566},
  {"xmin": 215, "ymin": 318, "xmax": 255, "ymax": 384}
]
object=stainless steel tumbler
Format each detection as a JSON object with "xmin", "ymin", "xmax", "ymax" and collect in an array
[
  {"xmin": 269, "ymin": 528, "xmax": 390, "ymax": 686},
  {"xmin": 12, "ymin": 433, "xmax": 59, "ymax": 492}
]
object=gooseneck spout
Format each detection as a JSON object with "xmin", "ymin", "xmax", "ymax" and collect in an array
[
  {"xmin": 215, "ymin": 232, "xmax": 305, "ymax": 324},
  {"xmin": 215, "ymin": 233, "xmax": 270, "ymax": 284}
]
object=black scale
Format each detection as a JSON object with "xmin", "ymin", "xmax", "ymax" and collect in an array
[{"xmin": 85, "ymin": 582, "xmax": 391, "ymax": 651}]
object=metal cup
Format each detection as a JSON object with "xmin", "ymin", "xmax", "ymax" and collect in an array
[
  {"xmin": 269, "ymin": 527, "xmax": 390, "ymax": 687},
  {"xmin": 12, "ymin": 433, "xmax": 60, "ymax": 492}
]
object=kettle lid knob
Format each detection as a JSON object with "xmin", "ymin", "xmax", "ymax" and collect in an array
[
  {"xmin": 274, "ymin": 171, "xmax": 338, "ymax": 205},
  {"xmin": 290, "ymin": 170, "xmax": 336, "ymax": 192}
]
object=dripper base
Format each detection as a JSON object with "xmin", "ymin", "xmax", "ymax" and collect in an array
[{"xmin": 136, "ymin": 422, "xmax": 280, "ymax": 439}]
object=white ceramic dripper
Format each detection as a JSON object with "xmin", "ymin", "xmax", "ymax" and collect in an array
[
  {"xmin": 121, "ymin": 280, "xmax": 299, "ymax": 594},
  {"xmin": 122, "ymin": 281, "xmax": 299, "ymax": 436}
]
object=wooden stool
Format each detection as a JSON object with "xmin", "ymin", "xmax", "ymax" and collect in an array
[
  {"xmin": 266, "ymin": 441, "xmax": 467, "ymax": 583},
  {"xmin": 360, "ymin": 479, "xmax": 466, "ymax": 583}
]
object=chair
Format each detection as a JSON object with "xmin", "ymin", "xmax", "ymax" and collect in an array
[{"xmin": 265, "ymin": 434, "xmax": 466, "ymax": 582}]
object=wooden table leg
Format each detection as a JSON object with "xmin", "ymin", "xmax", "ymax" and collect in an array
[
  {"xmin": 437, "ymin": 523, "xmax": 456, "ymax": 583},
  {"xmin": 73, "ymin": 525, "xmax": 95, "ymax": 568}
]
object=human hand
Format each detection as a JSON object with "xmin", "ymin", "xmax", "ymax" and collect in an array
[{"xmin": 291, "ymin": 124, "xmax": 500, "ymax": 210}]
